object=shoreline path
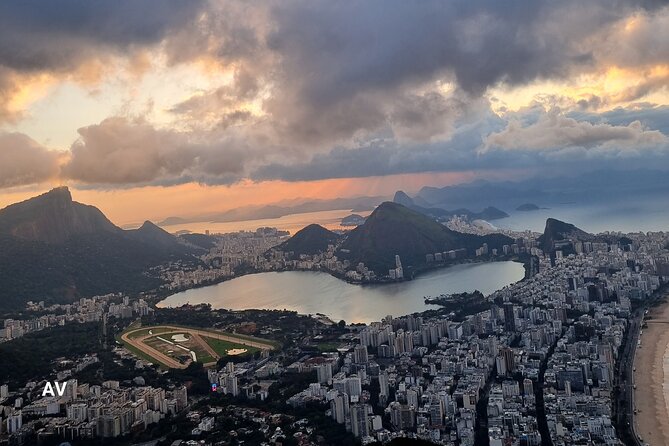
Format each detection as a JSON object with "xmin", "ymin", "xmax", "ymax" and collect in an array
[{"xmin": 634, "ymin": 302, "xmax": 669, "ymax": 446}]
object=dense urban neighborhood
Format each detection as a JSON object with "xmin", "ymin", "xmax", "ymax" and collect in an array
[{"xmin": 1, "ymin": 210, "xmax": 668, "ymax": 446}]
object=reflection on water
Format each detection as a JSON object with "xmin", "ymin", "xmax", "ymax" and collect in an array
[
  {"xmin": 162, "ymin": 209, "xmax": 372, "ymax": 235},
  {"xmin": 157, "ymin": 261, "xmax": 525, "ymax": 323}
]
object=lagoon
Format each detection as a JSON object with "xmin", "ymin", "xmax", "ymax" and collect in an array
[{"xmin": 157, "ymin": 261, "xmax": 525, "ymax": 323}]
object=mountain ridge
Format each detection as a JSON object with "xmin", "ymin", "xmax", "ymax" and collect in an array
[
  {"xmin": 0, "ymin": 188, "xmax": 200, "ymax": 309},
  {"xmin": 338, "ymin": 202, "xmax": 513, "ymax": 274},
  {"xmin": 0, "ymin": 187, "xmax": 120, "ymax": 243},
  {"xmin": 538, "ymin": 217, "xmax": 632, "ymax": 253},
  {"xmin": 275, "ymin": 224, "xmax": 340, "ymax": 258},
  {"xmin": 392, "ymin": 190, "xmax": 509, "ymax": 221}
]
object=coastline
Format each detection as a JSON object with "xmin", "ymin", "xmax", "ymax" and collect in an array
[{"xmin": 634, "ymin": 299, "xmax": 669, "ymax": 445}]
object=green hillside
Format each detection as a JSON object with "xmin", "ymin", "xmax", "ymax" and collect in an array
[
  {"xmin": 338, "ymin": 202, "xmax": 513, "ymax": 274},
  {"xmin": 276, "ymin": 224, "xmax": 340, "ymax": 257}
]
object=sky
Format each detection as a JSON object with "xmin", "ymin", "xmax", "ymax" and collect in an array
[{"xmin": 1, "ymin": 0, "xmax": 669, "ymax": 225}]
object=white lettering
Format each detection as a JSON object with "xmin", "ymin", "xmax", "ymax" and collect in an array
[
  {"xmin": 55, "ymin": 381, "xmax": 67, "ymax": 397},
  {"xmin": 42, "ymin": 382, "xmax": 54, "ymax": 397},
  {"xmin": 41, "ymin": 381, "xmax": 67, "ymax": 397}
]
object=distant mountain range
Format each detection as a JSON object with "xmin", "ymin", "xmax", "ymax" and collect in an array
[
  {"xmin": 0, "ymin": 188, "xmax": 200, "ymax": 310},
  {"xmin": 158, "ymin": 196, "xmax": 385, "ymax": 226},
  {"xmin": 339, "ymin": 202, "xmax": 513, "ymax": 273},
  {"xmin": 275, "ymin": 202, "xmax": 639, "ymax": 276},
  {"xmin": 0, "ymin": 181, "xmax": 647, "ymax": 309},
  {"xmin": 413, "ymin": 169, "xmax": 669, "ymax": 210},
  {"xmin": 274, "ymin": 201, "xmax": 514, "ymax": 274},
  {"xmin": 393, "ymin": 191, "xmax": 509, "ymax": 221}
]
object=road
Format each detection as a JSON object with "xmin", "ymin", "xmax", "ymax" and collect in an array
[{"xmin": 615, "ymin": 308, "xmax": 643, "ymax": 446}]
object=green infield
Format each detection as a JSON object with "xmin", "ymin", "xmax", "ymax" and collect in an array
[
  {"xmin": 120, "ymin": 324, "xmax": 276, "ymax": 369},
  {"xmin": 126, "ymin": 326, "xmax": 172, "ymax": 339},
  {"xmin": 203, "ymin": 336, "xmax": 259, "ymax": 357}
]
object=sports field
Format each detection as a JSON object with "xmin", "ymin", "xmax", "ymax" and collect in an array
[{"xmin": 120, "ymin": 325, "xmax": 276, "ymax": 368}]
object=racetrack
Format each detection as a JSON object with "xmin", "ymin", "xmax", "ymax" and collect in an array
[{"xmin": 120, "ymin": 325, "xmax": 276, "ymax": 369}]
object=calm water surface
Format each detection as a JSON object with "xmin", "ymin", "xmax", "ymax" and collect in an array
[
  {"xmin": 497, "ymin": 197, "xmax": 669, "ymax": 233},
  {"xmin": 161, "ymin": 209, "xmax": 372, "ymax": 236},
  {"xmin": 157, "ymin": 261, "xmax": 525, "ymax": 323}
]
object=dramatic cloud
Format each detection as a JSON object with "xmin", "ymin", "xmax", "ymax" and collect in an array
[
  {"xmin": 168, "ymin": 0, "xmax": 669, "ymax": 161},
  {"xmin": 254, "ymin": 1, "xmax": 619, "ymax": 146},
  {"xmin": 0, "ymin": 0, "xmax": 205, "ymax": 120},
  {"xmin": 594, "ymin": 7, "xmax": 669, "ymax": 69},
  {"xmin": 251, "ymin": 111, "xmax": 508, "ymax": 181},
  {"xmin": 62, "ymin": 117, "xmax": 267, "ymax": 186},
  {"xmin": 253, "ymin": 107, "xmax": 669, "ymax": 183},
  {"xmin": 2, "ymin": 0, "xmax": 669, "ymax": 190},
  {"xmin": 0, "ymin": 132, "xmax": 61, "ymax": 187},
  {"xmin": 570, "ymin": 104, "xmax": 669, "ymax": 134},
  {"xmin": 485, "ymin": 111, "xmax": 666, "ymax": 152},
  {"xmin": 0, "ymin": 0, "xmax": 203, "ymax": 71}
]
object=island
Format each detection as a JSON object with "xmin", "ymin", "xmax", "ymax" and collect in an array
[
  {"xmin": 516, "ymin": 203, "xmax": 541, "ymax": 211},
  {"xmin": 341, "ymin": 214, "xmax": 366, "ymax": 226}
]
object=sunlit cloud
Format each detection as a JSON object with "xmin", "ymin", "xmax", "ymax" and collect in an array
[{"xmin": 0, "ymin": 0, "xmax": 668, "ymax": 223}]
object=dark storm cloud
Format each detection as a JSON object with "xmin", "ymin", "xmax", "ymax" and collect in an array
[
  {"xmin": 251, "ymin": 105, "xmax": 669, "ymax": 183},
  {"xmin": 264, "ymin": 0, "xmax": 650, "ymax": 99},
  {"xmin": 251, "ymin": 112, "xmax": 508, "ymax": 181},
  {"xmin": 0, "ymin": 0, "xmax": 205, "ymax": 72},
  {"xmin": 0, "ymin": 0, "xmax": 206, "ymax": 122},
  {"xmin": 170, "ymin": 0, "xmax": 669, "ymax": 152},
  {"xmin": 3, "ymin": 0, "xmax": 669, "ymax": 189}
]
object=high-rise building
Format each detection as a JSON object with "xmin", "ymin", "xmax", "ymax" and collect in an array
[
  {"xmin": 6, "ymin": 411, "xmax": 22, "ymax": 434},
  {"xmin": 501, "ymin": 347, "xmax": 515, "ymax": 373},
  {"xmin": 407, "ymin": 388, "xmax": 419, "ymax": 408},
  {"xmin": 97, "ymin": 414, "xmax": 121, "ymax": 438},
  {"xmin": 495, "ymin": 355, "xmax": 507, "ymax": 376},
  {"xmin": 66, "ymin": 402, "xmax": 88, "ymax": 423},
  {"xmin": 394, "ymin": 255, "xmax": 403, "ymax": 279},
  {"xmin": 174, "ymin": 386, "xmax": 188, "ymax": 411},
  {"xmin": 502, "ymin": 380, "xmax": 520, "ymax": 397},
  {"xmin": 224, "ymin": 375, "xmax": 239, "ymax": 396},
  {"xmin": 346, "ymin": 375, "xmax": 362, "ymax": 397},
  {"xmin": 354, "ymin": 345, "xmax": 369, "ymax": 364},
  {"xmin": 523, "ymin": 378, "xmax": 534, "ymax": 396},
  {"xmin": 330, "ymin": 392, "xmax": 349, "ymax": 424},
  {"xmin": 316, "ymin": 363, "xmax": 333, "ymax": 383},
  {"xmin": 428, "ymin": 397, "xmax": 444, "ymax": 427},
  {"xmin": 389, "ymin": 402, "xmax": 416, "ymax": 430},
  {"xmin": 351, "ymin": 404, "xmax": 370, "ymax": 438},
  {"xmin": 378, "ymin": 371, "xmax": 389, "ymax": 397},
  {"xmin": 504, "ymin": 303, "xmax": 516, "ymax": 332}
]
